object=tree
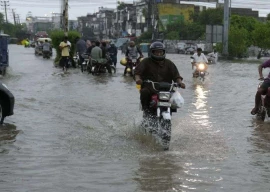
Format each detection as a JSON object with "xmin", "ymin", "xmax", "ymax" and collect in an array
[
  {"xmin": 252, "ymin": 22, "xmax": 270, "ymax": 58},
  {"xmin": 228, "ymin": 26, "xmax": 248, "ymax": 58},
  {"xmin": 197, "ymin": 8, "xmax": 223, "ymax": 25},
  {"xmin": 267, "ymin": 13, "xmax": 270, "ymax": 21},
  {"xmin": 230, "ymin": 15, "xmax": 260, "ymax": 46}
]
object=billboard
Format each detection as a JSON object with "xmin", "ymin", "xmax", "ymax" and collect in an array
[{"xmin": 157, "ymin": 4, "xmax": 194, "ymax": 30}]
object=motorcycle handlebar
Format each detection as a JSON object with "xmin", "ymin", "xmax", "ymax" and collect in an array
[{"xmin": 143, "ymin": 80, "xmax": 179, "ymax": 91}]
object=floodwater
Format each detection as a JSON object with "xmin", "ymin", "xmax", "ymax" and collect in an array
[{"xmin": 0, "ymin": 45, "xmax": 269, "ymax": 192}]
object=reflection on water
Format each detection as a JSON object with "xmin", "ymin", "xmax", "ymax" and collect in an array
[{"xmin": 191, "ymin": 85, "xmax": 211, "ymax": 128}]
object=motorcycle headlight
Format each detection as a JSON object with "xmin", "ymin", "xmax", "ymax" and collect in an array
[
  {"xmin": 159, "ymin": 92, "xmax": 170, "ymax": 100},
  {"xmin": 198, "ymin": 63, "xmax": 205, "ymax": 70}
]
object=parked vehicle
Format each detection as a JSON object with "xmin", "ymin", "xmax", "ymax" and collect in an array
[
  {"xmin": 175, "ymin": 42, "xmax": 187, "ymax": 54},
  {"xmin": 0, "ymin": 81, "xmax": 15, "ymax": 124},
  {"xmin": 0, "ymin": 33, "xmax": 10, "ymax": 76}
]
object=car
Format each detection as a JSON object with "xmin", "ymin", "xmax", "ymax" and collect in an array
[
  {"xmin": 175, "ymin": 42, "xmax": 187, "ymax": 54},
  {"xmin": 0, "ymin": 81, "xmax": 15, "ymax": 124}
]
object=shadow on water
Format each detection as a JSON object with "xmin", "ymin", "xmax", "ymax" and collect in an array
[
  {"xmin": 134, "ymin": 154, "xmax": 183, "ymax": 192},
  {"xmin": 249, "ymin": 118, "xmax": 270, "ymax": 153}
]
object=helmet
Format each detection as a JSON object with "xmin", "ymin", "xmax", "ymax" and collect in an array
[
  {"xmin": 120, "ymin": 58, "xmax": 127, "ymax": 65},
  {"xmin": 149, "ymin": 42, "xmax": 166, "ymax": 61},
  {"xmin": 129, "ymin": 41, "xmax": 135, "ymax": 47}
]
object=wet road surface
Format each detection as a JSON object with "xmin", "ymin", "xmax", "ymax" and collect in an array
[{"xmin": 0, "ymin": 45, "xmax": 270, "ymax": 191}]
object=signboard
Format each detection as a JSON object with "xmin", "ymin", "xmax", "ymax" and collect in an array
[
  {"xmin": 158, "ymin": 3, "xmax": 194, "ymax": 31},
  {"xmin": 206, "ymin": 25, "xmax": 223, "ymax": 43}
]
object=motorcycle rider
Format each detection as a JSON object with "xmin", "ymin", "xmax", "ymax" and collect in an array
[
  {"xmin": 108, "ymin": 42, "xmax": 118, "ymax": 67},
  {"xmin": 135, "ymin": 42, "xmax": 185, "ymax": 114},
  {"xmin": 91, "ymin": 41, "xmax": 112, "ymax": 74},
  {"xmin": 207, "ymin": 49, "xmax": 218, "ymax": 63},
  {"xmin": 124, "ymin": 41, "xmax": 143, "ymax": 75},
  {"xmin": 251, "ymin": 59, "xmax": 270, "ymax": 115},
  {"xmin": 191, "ymin": 48, "xmax": 208, "ymax": 77},
  {"xmin": 42, "ymin": 39, "xmax": 51, "ymax": 57},
  {"xmin": 75, "ymin": 37, "xmax": 87, "ymax": 69}
]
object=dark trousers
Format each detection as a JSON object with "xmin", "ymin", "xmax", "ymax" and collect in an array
[
  {"xmin": 140, "ymin": 87, "xmax": 155, "ymax": 111},
  {"xmin": 60, "ymin": 56, "xmax": 69, "ymax": 68},
  {"xmin": 79, "ymin": 55, "xmax": 85, "ymax": 71},
  {"xmin": 111, "ymin": 55, "xmax": 117, "ymax": 67}
]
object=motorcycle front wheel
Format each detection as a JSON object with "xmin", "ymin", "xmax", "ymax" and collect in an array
[{"xmin": 160, "ymin": 119, "xmax": 172, "ymax": 150}]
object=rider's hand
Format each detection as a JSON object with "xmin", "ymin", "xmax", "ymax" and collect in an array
[
  {"xmin": 136, "ymin": 79, "xmax": 143, "ymax": 85},
  {"xmin": 178, "ymin": 82, "xmax": 185, "ymax": 89}
]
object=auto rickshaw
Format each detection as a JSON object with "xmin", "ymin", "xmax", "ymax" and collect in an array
[
  {"xmin": 0, "ymin": 33, "xmax": 10, "ymax": 75},
  {"xmin": 35, "ymin": 37, "xmax": 52, "ymax": 56}
]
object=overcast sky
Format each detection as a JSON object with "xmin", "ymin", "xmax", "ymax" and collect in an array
[{"xmin": 3, "ymin": 0, "xmax": 270, "ymax": 23}]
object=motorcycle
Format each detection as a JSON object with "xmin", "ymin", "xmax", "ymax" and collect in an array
[
  {"xmin": 193, "ymin": 62, "xmax": 208, "ymax": 82},
  {"xmin": 89, "ymin": 54, "xmax": 116, "ymax": 75},
  {"xmin": 256, "ymin": 79, "xmax": 270, "ymax": 121},
  {"xmin": 80, "ymin": 53, "xmax": 91, "ymax": 73},
  {"xmin": 140, "ymin": 80, "xmax": 183, "ymax": 150},
  {"xmin": 42, "ymin": 50, "xmax": 51, "ymax": 59},
  {"xmin": 125, "ymin": 57, "xmax": 143, "ymax": 77}
]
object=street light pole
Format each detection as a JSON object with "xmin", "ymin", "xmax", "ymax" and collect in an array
[
  {"xmin": 63, "ymin": 0, "xmax": 69, "ymax": 36},
  {"xmin": 222, "ymin": 0, "xmax": 229, "ymax": 56}
]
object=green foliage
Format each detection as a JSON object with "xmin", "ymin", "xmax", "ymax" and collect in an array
[
  {"xmin": 252, "ymin": 22, "xmax": 270, "ymax": 50},
  {"xmin": 136, "ymin": 30, "xmax": 152, "ymax": 44},
  {"xmin": 117, "ymin": 1, "xmax": 126, "ymax": 10},
  {"xmin": 230, "ymin": 15, "xmax": 260, "ymax": 46},
  {"xmin": 228, "ymin": 26, "xmax": 248, "ymax": 58},
  {"xmin": 166, "ymin": 31, "xmax": 179, "ymax": 40},
  {"xmin": 267, "ymin": 13, "xmax": 270, "ymax": 21},
  {"xmin": 197, "ymin": 8, "xmax": 223, "ymax": 25},
  {"xmin": 50, "ymin": 30, "xmax": 80, "ymax": 64}
]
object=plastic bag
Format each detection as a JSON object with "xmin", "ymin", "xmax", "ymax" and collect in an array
[{"xmin": 169, "ymin": 89, "xmax": 184, "ymax": 108}]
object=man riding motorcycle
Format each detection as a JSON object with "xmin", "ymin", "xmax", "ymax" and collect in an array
[
  {"xmin": 251, "ymin": 59, "xmax": 270, "ymax": 115},
  {"xmin": 42, "ymin": 39, "xmax": 51, "ymax": 57},
  {"xmin": 191, "ymin": 48, "xmax": 208, "ymax": 77},
  {"xmin": 90, "ymin": 41, "xmax": 112, "ymax": 74},
  {"xmin": 124, "ymin": 41, "xmax": 143, "ymax": 75},
  {"xmin": 135, "ymin": 42, "xmax": 185, "ymax": 114}
]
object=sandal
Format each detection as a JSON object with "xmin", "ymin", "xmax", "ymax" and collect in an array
[{"xmin": 251, "ymin": 108, "xmax": 259, "ymax": 115}]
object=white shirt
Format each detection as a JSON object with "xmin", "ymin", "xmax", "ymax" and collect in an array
[{"xmin": 192, "ymin": 53, "xmax": 208, "ymax": 63}]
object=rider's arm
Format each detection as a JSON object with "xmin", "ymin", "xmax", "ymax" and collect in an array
[
  {"xmin": 203, "ymin": 54, "xmax": 209, "ymax": 64},
  {"xmin": 137, "ymin": 46, "xmax": 143, "ymax": 57},
  {"xmin": 134, "ymin": 60, "xmax": 145, "ymax": 85},
  {"xmin": 258, "ymin": 64, "xmax": 264, "ymax": 79},
  {"xmin": 125, "ymin": 48, "xmax": 129, "ymax": 57}
]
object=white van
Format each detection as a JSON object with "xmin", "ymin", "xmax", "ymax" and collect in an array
[{"xmin": 175, "ymin": 42, "xmax": 187, "ymax": 54}]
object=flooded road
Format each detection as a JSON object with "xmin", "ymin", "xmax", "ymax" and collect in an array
[{"xmin": 0, "ymin": 45, "xmax": 270, "ymax": 191}]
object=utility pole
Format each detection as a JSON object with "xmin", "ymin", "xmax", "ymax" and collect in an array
[
  {"xmin": 16, "ymin": 14, "xmax": 20, "ymax": 25},
  {"xmin": 1, "ymin": 0, "xmax": 9, "ymax": 23},
  {"xmin": 12, "ymin": 9, "xmax": 16, "ymax": 25},
  {"xmin": 222, "ymin": 0, "xmax": 229, "ymax": 56},
  {"xmin": 62, "ymin": 0, "xmax": 69, "ymax": 36}
]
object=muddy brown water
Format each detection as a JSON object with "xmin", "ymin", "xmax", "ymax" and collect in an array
[{"xmin": 0, "ymin": 45, "xmax": 269, "ymax": 192}]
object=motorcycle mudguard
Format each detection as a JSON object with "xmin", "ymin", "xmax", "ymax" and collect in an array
[{"xmin": 161, "ymin": 111, "xmax": 171, "ymax": 120}]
